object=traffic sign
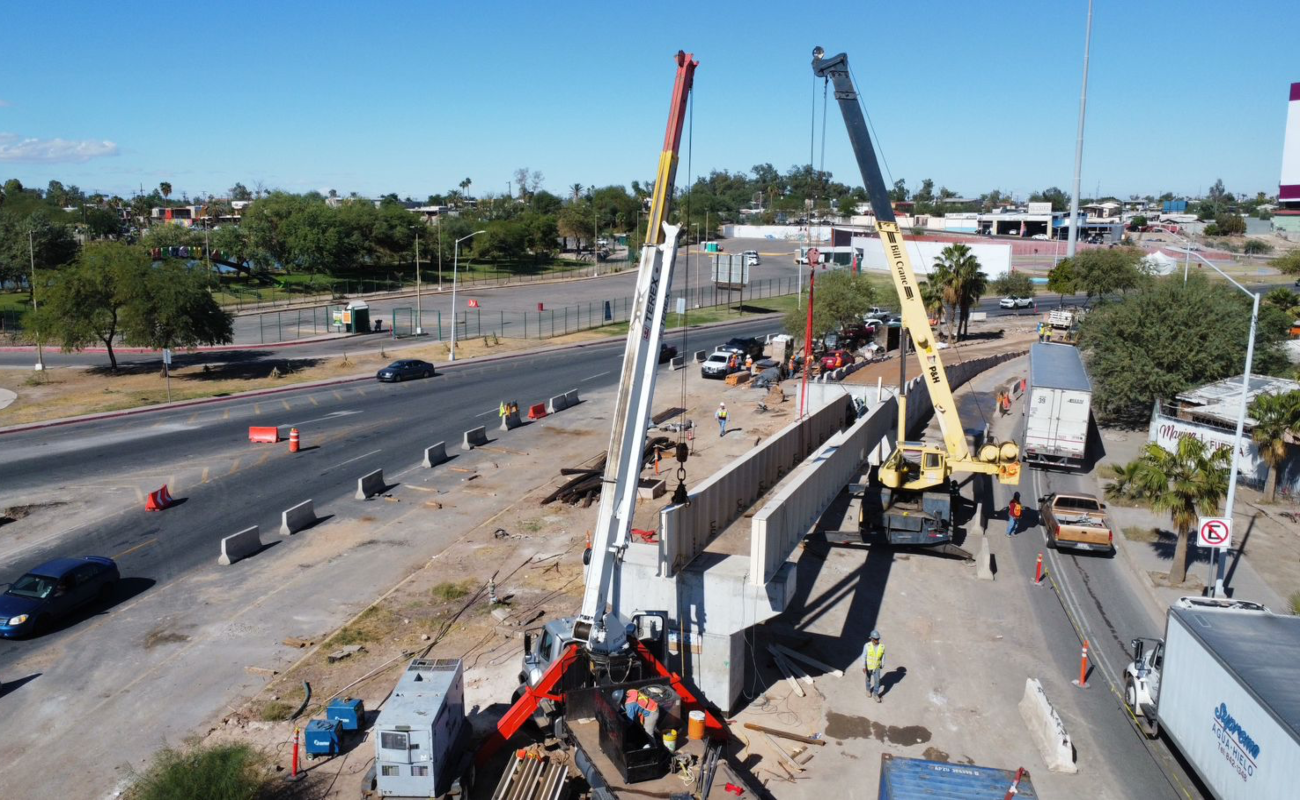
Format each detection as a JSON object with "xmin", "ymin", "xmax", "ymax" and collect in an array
[
  {"xmin": 807, "ymin": 247, "xmax": 820, "ymax": 266},
  {"xmin": 162, "ymin": 348, "xmax": 172, "ymax": 366},
  {"xmin": 1197, "ymin": 517, "xmax": 1232, "ymax": 549}
]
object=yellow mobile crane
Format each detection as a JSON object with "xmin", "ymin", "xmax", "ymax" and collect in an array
[{"xmin": 812, "ymin": 47, "xmax": 1019, "ymax": 553}]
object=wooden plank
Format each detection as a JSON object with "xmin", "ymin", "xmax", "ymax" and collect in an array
[
  {"xmin": 771, "ymin": 643, "xmax": 845, "ymax": 678},
  {"xmin": 743, "ymin": 722, "xmax": 825, "ymax": 746},
  {"xmin": 770, "ymin": 652, "xmax": 804, "ymax": 698},
  {"xmin": 762, "ymin": 733, "xmax": 805, "ymax": 773},
  {"xmin": 772, "ymin": 650, "xmax": 814, "ymax": 685}
]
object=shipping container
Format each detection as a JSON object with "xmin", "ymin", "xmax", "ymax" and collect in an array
[
  {"xmin": 877, "ymin": 753, "xmax": 1037, "ymax": 799},
  {"xmin": 1141, "ymin": 602, "xmax": 1300, "ymax": 800},
  {"xmin": 1021, "ymin": 343, "xmax": 1091, "ymax": 469}
]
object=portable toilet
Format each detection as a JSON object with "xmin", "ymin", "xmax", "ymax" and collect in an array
[
  {"xmin": 327, "ymin": 697, "xmax": 365, "ymax": 732},
  {"xmin": 304, "ymin": 718, "xmax": 342, "ymax": 758},
  {"xmin": 373, "ymin": 659, "xmax": 468, "ymax": 798},
  {"xmin": 344, "ymin": 301, "xmax": 370, "ymax": 333}
]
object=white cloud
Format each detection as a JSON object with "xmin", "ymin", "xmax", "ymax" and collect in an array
[
  {"xmin": 0, "ymin": 99, "xmax": 11, "ymax": 107},
  {"xmin": 0, "ymin": 133, "xmax": 119, "ymax": 163}
]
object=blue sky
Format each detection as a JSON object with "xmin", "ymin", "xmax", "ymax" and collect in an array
[{"xmin": 1, "ymin": 1, "xmax": 1295, "ymax": 202}]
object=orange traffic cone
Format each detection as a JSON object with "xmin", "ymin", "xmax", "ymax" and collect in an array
[
  {"xmin": 145, "ymin": 484, "xmax": 174, "ymax": 512},
  {"xmin": 289, "ymin": 428, "xmax": 300, "ymax": 453}
]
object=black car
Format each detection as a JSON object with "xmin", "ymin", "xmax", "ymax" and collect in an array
[
  {"xmin": 376, "ymin": 359, "xmax": 436, "ymax": 382},
  {"xmin": 658, "ymin": 343, "xmax": 679, "ymax": 363},
  {"xmin": 0, "ymin": 556, "xmax": 120, "ymax": 638},
  {"xmin": 716, "ymin": 336, "xmax": 764, "ymax": 360}
]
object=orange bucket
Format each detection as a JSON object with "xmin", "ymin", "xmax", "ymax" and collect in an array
[{"xmin": 687, "ymin": 710, "xmax": 706, "ymax": 740}]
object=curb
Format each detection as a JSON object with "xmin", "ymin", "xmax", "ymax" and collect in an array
[
  {"xmin": 0, "ymin": 314, "xmax": 782, "ymax": 436},
  {"xmin": 0, "ymin": 333, "xmax": 369, "ymax": 355}
]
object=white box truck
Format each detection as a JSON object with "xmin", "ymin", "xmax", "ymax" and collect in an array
[
  {"xmin": 1125, "ymin": 597, "xmax": 1300, "ymax": 800},
  {"xmin": 1021, "ymin": 343, "xmax": 1091, "ymax": 469}
]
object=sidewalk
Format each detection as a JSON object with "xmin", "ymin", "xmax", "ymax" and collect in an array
[{"xmin": 1098, "ymin": 427, "xmax": 1294, "ymax": 614}]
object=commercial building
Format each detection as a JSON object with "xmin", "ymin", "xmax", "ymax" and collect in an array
[{"xmin": 1275, "ymin": 82, "xmax": 1300, "ymax": 235}]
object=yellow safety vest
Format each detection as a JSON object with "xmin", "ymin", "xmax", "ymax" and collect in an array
[{"xmin": 865, "ymin": 642, "xmax": 885, "ymax": 670}]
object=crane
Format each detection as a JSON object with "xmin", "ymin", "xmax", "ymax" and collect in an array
[{"xmin": 811, "ymin": 47, "xmax": 1019, "ymax": 550}]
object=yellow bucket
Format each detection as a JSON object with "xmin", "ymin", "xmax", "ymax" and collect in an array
[
  {"xmin": 687, "ymin": 710, "xmax": 706, "ymax": 740},
  {"xmin": 662, "ymin": 728, "xmax": 678, "ymax": 752}
]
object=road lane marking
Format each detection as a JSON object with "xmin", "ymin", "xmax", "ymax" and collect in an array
[
  {"xmin": 581, "ymin": 371, "xmax": 611, "ymax": 382},
  {"xmin": 201, "ymin": 467, "xmax": 210, "ymax": 484},
  {"xmin": 475, "ymin": 409, "xmax": 497, "ymax": 418},
  {"xmin": 134, "ymin": 486, "xmax": 145, "ymax": 503},
  {"xmin": 228, "ymin": 458, "xmax": 241, "ymax": 475},
  {"xmin": 322, "ymin": 449, "xmax": 382, "ymax": 472},
  {"xmin": 167, "ymin": 474, "xmax": 177, "ymax": 493},
  {"xmin": 223, "ymin": 409, "xmax": 230, "ymax": 420},
  {"xmin": 333, "ymin": 390, "xmax": 344, "ymax": 401},
  {"xmin": 255, "ymin": 451, "xmax": 270, "ymax": 467},
  {"xmin": 187, "ymin": 413, "xmax": 198, "ymax": 424},
  {"xmin": 308, "ymin": 396, "xmax": 319, "ymax": 406},
  {"xmin": 355, "ymin": 387, "xmax": 368, "ymax": 396},
  {"xmin": 254, "ymin": 404, "xmax": 262, "ymax": 415},
  {"xmin": 281, "ymin": 400, "xmax": 292, "ymax": 411},
  {"xmin": 283, "ymin": 410, "xmax": 362, "ymax": 427},
  {"xmin": 112, "ymin": 538, "xmax": 158, "ymax": 559}
]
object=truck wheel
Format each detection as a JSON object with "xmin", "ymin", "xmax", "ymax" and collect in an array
[
  {"xmin": 1124, "ymin": 676, "xmax": 1136, "ymax": 711},
  {"xmin": 1043, "ymin": 530, "xmax": 1057, "ymax": 550}
]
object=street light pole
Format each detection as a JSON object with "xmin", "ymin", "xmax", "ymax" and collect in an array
[
  {"xmin": 415, "ymin": 232, "xmax": 423, "ymax": 335},
  {"xmin": 1066, "ymin": 0, "xmax": 1094, "ymax": 259},
  {"xmin": 449, "ymin": 230, "xmax": 486, "ymax": 362},
  {"xmin": 437, "ymin": 216, "xmax": 443, "ymax": 291},
  {"xmin": 29, "ymin": 230, "xmax": 45, "ymax": 375}
]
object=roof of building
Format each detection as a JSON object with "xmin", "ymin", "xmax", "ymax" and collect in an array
[
  {"xmin": 1171, "ymin": 603, "xmax": 1300, "ymax": 745},
  {"xmin": 1029, "ymin": 343, "xmax": 1091, "ymax": 392},
  {"xmin": 1176, "ymin": 374, "xmax": 1300, "ymax": 428}
]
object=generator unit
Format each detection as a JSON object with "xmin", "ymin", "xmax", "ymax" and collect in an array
[
  {"xmin": 304, "ymin": 718, "xmax": 342, "ymax": 759},
  {"xmin": 371, "ymin": 658, "xmax": 469, "ymax": 799},
  {"xmin": 327, "ymin": 696, "xmax": 365, "ymax": 732}
]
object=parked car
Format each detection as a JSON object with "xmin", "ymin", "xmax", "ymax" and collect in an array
[
  {"xmin": 742, "ymin": 250, "xmax": 760, "ymax": 266},
  {"xmin": 999, "ymin": 296, "xmax": 1034, "ymax": 309},
  {"xmin": 1040, "ymin": 493, "xmax": 1114, "ymax": 554},
  {"xmin": 715, "ymin": 336, "xmax": 764, "ymax": 360},
  {"xmin": 820, "ymin": 349, "xmax": 854, "ymax": 371},
  {"xmin": 658, "ymin": 343, "xmax": 679, "ymax": 364},
  {"xmin": 1031, "ymin": 233, "xmax": 1049, "ymax": 241},
  {"xmin": 0, "ymin": 557, "xmax": 120, "ymax": 638},
  {"xmin": 376, "ymin": 359, "xmax": 436, "ymax": 382},
  {"xmin": 700, "ymin": 351, "xmax": 738, "ymax": 379}
]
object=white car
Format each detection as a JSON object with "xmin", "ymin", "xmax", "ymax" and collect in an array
[
  {"xmin": 1000, "ymin": 296, "xmax": 1034, "ymax": 309},
  {"xmin": 1031, "ymin": 233, "xmax": 1049, "ymax": 241},
  {"xmin": 700, "ymin": 352, "xmax": 735, "ymax": 379}
]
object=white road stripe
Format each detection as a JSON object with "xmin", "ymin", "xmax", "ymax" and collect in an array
[
  {"xmin": 581, "ymin": 370, "xmax": 611, "ymax": 382},
  {"xmin": 321, "ymin": 449, "xmax": 382, "ymax": 472}
]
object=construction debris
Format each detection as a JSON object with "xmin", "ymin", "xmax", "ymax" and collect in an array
[
  {"xmin": 327, "ymin": 644, "xmax": 367, "ymax": 664},
  {"xmin": 542, "ymin": 437, "xmax": 670, "ymax": 507},
  {"xmin": 742, "ymin": 722, "xmax": 825, "ymax": 746},
  {"xmin": 770, "ymin": 643, "xmax": 845, "ymax": 678}
]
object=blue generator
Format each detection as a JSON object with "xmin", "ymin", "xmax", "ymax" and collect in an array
[
  {"xmin": 304, "ymin": 718, "xmax": 342, "ymax": 758},
  {"xmin": 327, "ymin": 697, "xmax": 365, "ymax": 732}
]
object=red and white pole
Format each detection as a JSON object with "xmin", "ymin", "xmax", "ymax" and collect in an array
[
  {"xmin": 289, "ymin": 427, "xmax": 300, "ymax": 453},
  {"xmin": 1073, "ymin": 640, "xmax": 1090, "ymax": 688},
  {"xmin": 291, "ymin": 726, "xmax": 300, "ymax": 777},
  {"xmin": 799, "ymin": 269, "xmax": 815, "ymax": 418},
  {"xmin": 1034, "ymin": 553, "xmax": 1043, "ymax": 585}
]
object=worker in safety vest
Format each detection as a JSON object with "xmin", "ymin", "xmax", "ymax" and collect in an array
[
  {"xmin": 623, "ymin": 688, "xmax": 660, "ymax": 739},
  {"xmin": 863, "ymin": 630, "xmax": 885, "ymax": 703},
  {"xmin": 1007, "ymin": 491, "xmax": 1023, "ymax": 537},
  {"xmin": 716, "ymin": 402, "xmax": 729, "ymax": 437}
]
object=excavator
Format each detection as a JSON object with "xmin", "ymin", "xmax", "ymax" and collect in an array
[{"xmin": 811, "ymin": 47, "xmax": 1021, "ymax": 555}]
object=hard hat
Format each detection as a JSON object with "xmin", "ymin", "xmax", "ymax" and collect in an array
[{"xmin": 870, "ymin": 629, "xmax": 881, "ymax": 640}]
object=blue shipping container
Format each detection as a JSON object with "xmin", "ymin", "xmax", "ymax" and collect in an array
[{"xmin": 878, "ymin": 754, "xmax": 1038, "ymax": 799}]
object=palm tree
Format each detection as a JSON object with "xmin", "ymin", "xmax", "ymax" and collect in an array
[
  {"xmin": 933, "ymin": 243, "xmax": 986, "ymax": 339},
  {"xmin": 1134, "ymin": 437, "xmax": 1230, "ymax": 584},
  {"xmin": 926, "ymin": 259, "xmax": 958, "ymax": 343},
  {"xmin": 569, "ymin": 183, "xmax": 584, "ymax": 201},
  {"xmin": 919, "ymin": 279, "xmax": 945, "ymax": 323},
  {"xmin": 459, "ymin": 178, "xmax": 472, "ymax": 196},
  {"xmin": 1249, "ymin": 390, "xmax": 1300, "ymax": 502},
  {"xmin": 1103, "ymin": 459, "xmax": 1145, "ymax": 502},
  {"xmin": 159, "ymin": 182, "xmax": 172, "ymax": 200}
]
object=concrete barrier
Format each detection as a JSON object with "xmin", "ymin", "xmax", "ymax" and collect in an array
[
  {"xmin": 976, "ymin": 537, "xmax": 994, "ymax": 580},
  {"xmin": 694, "ymin": 350, "xmax": 707, "ymax": 363},
  {"xmin": 500, "ymin": 411, "xmax": 523, "ymax": 431},
  {"xmin": 970, "ymin": 502, "xmax": 985, "ymax": 536},
  {"xmin": 355, "ymin": 468, "xmax": 384, "ymax": 500},
  {"xmin": 669, "ymin": 356, "xmax": 685, "ymax": 371},
  {"xmin": 422, "ymin": 442, "xmax": 448, "ymax": 468},
  {"xmin": 462, "ymin": 426, "xmax": 488, "ymax": 450},
  {"xmin": 279, "ymin": 500, "xmax": 316, "ymax": 536},
  {"xmin": 638, "ymin": 478, "xmax": 666, "ymax": 499},
  {"xmin": 218, "ymin": 526, "xmax": 262, "ymax": 565},
  {"xmin": 547, "ymin": 394, "xmax": 569, "ymax": 414},
  {"xmin": 564, "ymin": 389, "xmax": 580, "ymax": 406},
  {"xmin": 1018, "ymin": 678, "xmax": 1077, "ymax": 773}
]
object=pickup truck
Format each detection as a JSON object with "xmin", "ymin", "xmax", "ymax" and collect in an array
[{"xmin": 1039, "ymin": 492, "xmax": 1113, "ymax": 554}]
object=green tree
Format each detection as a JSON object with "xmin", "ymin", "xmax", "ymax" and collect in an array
[
  {"xmin": 1264, "ymin": 287, "xmax": 1297, "ymax": 312},
  {"xmin": 1248, "ymin": 391, "xmax": 1300, "ymax": 502},
  {"xmin": 1065, "ymin": 247, "xmax": 1147, "ymax": 301},
  {"xmin": 0, "ymin": 210, "xmax": 79, "ymax": 290},
  {"xmin": 933, "ymin": 243, "xmax": 987, "ymax": 338},
  {"xmin": 120, "ymin": 260, "xmax": 233, "ymax": 351},
  {"xmin": 1047, "ymin": 260, "xmax": 1078, "ymax": 305},
  {"xmin": 992, "ymin": 271, "xmax": 1035, "ymax": 299},
  {"xmin": 1134, "ymin": 437, "xmax": 1230, "ymax": 584},
  {"xmin": 1128, "ymin": 215, "xmax": 1148, "ymax": 230},
  {"xmin": 1029, "ymin": 187, "xmax": 1070, "ymax": 212},
  {"xmin": 1214, "ymin": 213, "xmax": 1246, "ymax": 235},
  {"xmin": 159, "ymin": 182, "xmax": 172, "ymax": 200},
  {"xmin": 557, "ymin": 202, "xmax": 593, "ymax": 251},
  {"xmin": 1243, "ymin": 239, "xmax": 1273, "ymax": 255},
  {"xmin": 228, "ymin": 182, "xmax": 252, "ymax": 201},
  {"xmin": 32, "ymin": 242, "xmax": 150, "ymax": 371},
  {"xmin": 1079, "ymin": 274, "xmax": 1290, "ymax": 425},
  {"xmin": 1274, "ymin": 250, "xmax": 1300, "ymax": 275},
  {"xmin": 782, "ymin": 270, "xmax": 877, "ymax": 342}
]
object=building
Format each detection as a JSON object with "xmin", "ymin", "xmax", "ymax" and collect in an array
[
  {"xmin": 1148, "ymin": 374, "xmax": 1300, "ymax": 491},
  {"xmin": 1275, "ymin": 82, "xmax": 1300, "ymax": 235}
]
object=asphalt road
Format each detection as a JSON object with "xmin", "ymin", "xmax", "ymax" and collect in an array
[{"xmin": 0, "ymin": 316, "xmax": 779, "ymax": 664}]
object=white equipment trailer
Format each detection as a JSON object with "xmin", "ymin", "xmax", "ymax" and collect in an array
[{"xmin": 1021, "ymin": 343, "xmax": 1091, "ymax": 469}]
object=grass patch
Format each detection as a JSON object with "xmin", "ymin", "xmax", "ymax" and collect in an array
[
  {"xmin": 1122, "ymin": 526, "xmax": 1161, "ymax": 544},
  {"xmin": 126, "ymin": 740, "xmax": 269, "ymax": 800},
  {"xmin": 1291, "ymin": 592, "xmax": 1300, "ymax": 616},
  {"xmin": 324, "ymin": 605, "xmax": 392, "ymax": 648},
  {"xmin": 518, "ymin": 519, "xmax": 544, "ymax": 533},
  {"xmin": 431, "ymin": 579, "xmax": 477, "ymax": 602},
  {"xmin": 1097, "ymin": 463, "xmax": 1120, "ymax": 480},
  {"xmin": 257, "ymin": 700, "xmax": 296, "ymax": 722}
]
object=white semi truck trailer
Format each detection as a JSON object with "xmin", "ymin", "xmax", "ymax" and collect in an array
[{"xmin": 1125, "ymin": 597, "xmax": 1300, "ymax": 799}]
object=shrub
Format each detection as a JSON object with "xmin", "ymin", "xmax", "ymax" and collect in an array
[
  {"xmin": 127, "ymin": 741, "xmax": 268, "ymax": 800},
  {"xmin": 1243, "ymin": 239, "xmax": 1273, "ymax": 255}
]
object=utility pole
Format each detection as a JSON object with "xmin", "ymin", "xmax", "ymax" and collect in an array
[
  {"xmin": 29, "ymin": 230, "xmax": 45, "ymax": 376},
  {"xmin": 437, "ymin": 216, "xmax": 443, "ymax": 292},
  {"xmin": 415, "ymin": 232, "xmax": 423, "ymax": 334},
  {"xmin": 1066, "ymin": 0, "xmax": 1094, "ymax": 258}
]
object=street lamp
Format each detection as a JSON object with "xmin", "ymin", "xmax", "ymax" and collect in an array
[
  {"xmin": 449, "ymin": 230, "xmax": 486, "ymax": 361},
  {"xmin": 29, "ymin": 231, "xmax": 45, "ymax": 375},
  {"xmin": 1183, "ymin": 252, "xmax": 1260, "ymax": 598},
  {"xmin": 414, "ymin": 228, "xmax": 423, "ymax": 335}
]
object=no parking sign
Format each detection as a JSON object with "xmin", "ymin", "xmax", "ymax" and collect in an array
[{"xmin": 1197, "ymin": 517, "xmax": 1232, "ymax": 549}]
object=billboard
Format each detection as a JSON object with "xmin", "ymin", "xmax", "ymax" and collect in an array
[
  {"xmin": 1282, "ymin": 83, "xmax": 1300, "ymax": 201},
  {"xmin": 711, "ymin": 254, "xmax": 750, "ymax": 287},
  {"xmin": 1027, "ymin": 202, "xmax": 1053, "ymax": 215}
]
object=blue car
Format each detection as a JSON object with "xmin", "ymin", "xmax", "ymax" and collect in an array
[{"xmin": 0, "ymin": 556, "xmax": 120, "ymax": 638}]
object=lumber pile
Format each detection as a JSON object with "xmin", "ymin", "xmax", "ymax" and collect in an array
[{"xmin": 542, "ymin": 436, "xmax": 671, "ymax": 507}]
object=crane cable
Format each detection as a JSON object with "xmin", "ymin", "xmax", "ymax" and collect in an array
[{"xmin": 671, "ymin": 84, "xmax": 695, "ymax": 501}]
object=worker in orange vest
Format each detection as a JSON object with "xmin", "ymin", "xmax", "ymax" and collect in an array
[
  {"xmin": 1006, "ymin": 492, "xmax": 1023, "ymax": 537},
  {"xmin": 623, "ymin": 688, "xmax": 660, "ymax": 739}
]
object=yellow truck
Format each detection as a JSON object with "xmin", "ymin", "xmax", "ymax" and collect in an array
[{"xmin": 1040, "ymin": 492, "xmax": 1114, "ymax": 554}]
